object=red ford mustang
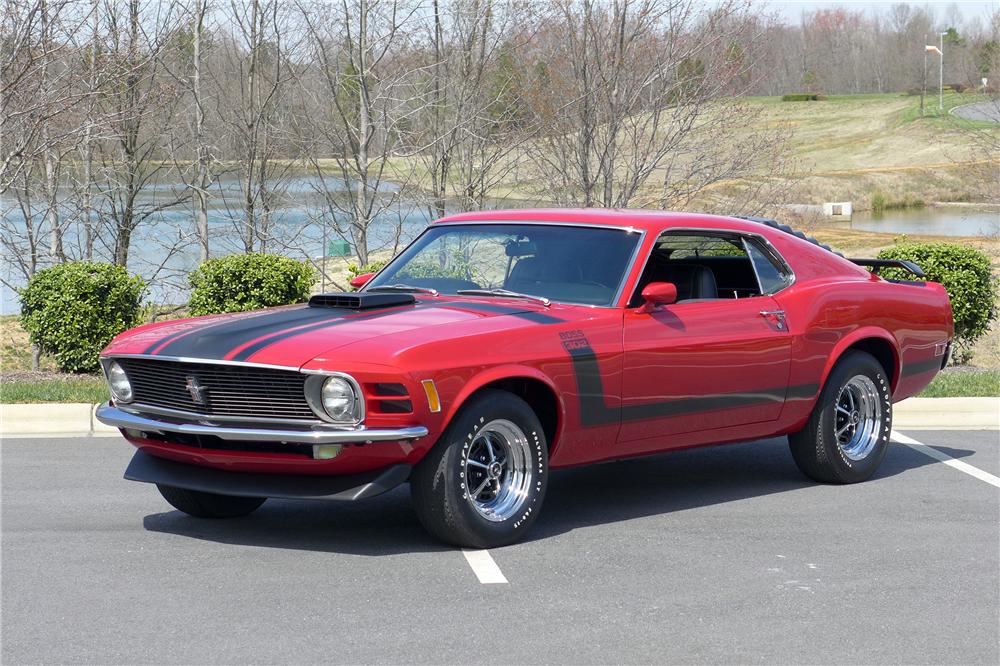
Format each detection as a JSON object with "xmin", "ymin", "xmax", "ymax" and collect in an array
[{"xmin": 96, "ymin": 209, "xmax": 953, "ymax": 547}]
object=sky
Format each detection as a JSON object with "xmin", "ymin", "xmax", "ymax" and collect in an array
[{"xmin": 766, "ymin": 0, "xmax": 998, "ymax": 23}]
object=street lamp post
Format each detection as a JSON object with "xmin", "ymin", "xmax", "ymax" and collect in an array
[{"xmin": 939, "ymin": 31, "xmax": 947, "ymax": 111}]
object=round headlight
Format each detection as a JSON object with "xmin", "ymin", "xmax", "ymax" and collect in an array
[
  {"xmin": 321, "ymin": 376, "xmax": 358, "ymax": 423},
  {"xmin": 107, "ymin": 361, "xmax": 133, "ymax": 403}
]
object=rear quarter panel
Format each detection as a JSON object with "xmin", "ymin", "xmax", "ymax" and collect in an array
[{"xmin": 767, "ymin": 233, "xmax": 953, "ymax": 431}]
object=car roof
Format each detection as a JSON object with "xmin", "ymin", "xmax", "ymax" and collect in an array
[{"xmin": 433, "ymin": 208, "xmax": 773, "ymax": 236}]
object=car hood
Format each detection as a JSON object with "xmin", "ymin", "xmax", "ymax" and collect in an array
[{"xmin": 104, "ymin": 299, "xmax": 540, "ymax": 368}]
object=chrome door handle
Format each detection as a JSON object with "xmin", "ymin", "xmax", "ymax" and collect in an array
[{"xmin": 759, "ymin": 309, "xmax": 786, "ymax": 330}]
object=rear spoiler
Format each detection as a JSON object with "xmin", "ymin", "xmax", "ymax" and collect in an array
[{"xmin": 848, "ymin": 258, "xmax": 925, "ymax": 279}]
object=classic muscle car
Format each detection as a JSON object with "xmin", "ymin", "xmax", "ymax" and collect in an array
[{"xmin": 96, "ymin": 209, "xmax": 953, "ymax": 548}]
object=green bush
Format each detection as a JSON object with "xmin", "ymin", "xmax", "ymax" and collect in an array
[
  {"xmin": 19, "ymin": 261, "xmax": 145, "ymax": 373},
  {"xmin": 189, "ymin": 253, "xmax": 315, "ymax": 315},
  {"xmin": 877, "ymin": 242, "xmax": 997, "ymax": 363},
  {"xmin": 781, "ymin": 93, "xmax": 826, "ymax": 101}
]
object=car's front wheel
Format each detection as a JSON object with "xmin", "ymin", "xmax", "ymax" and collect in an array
[
  {"xmin": 156, "ymin": 484, "xmax": 266, "ymax": 518},
  {"xmin": 410, "ymin": 389, "xmax": 548, "ymax": 548},
  {"xmin": 789, "ymin": 350, "xmax": 892, "ymax": 483}
]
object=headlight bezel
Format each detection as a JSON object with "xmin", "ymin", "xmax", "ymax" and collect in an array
[
  {"xmin": 304, "ymin": 372, "xmax": 364, "ymax": 426},
  {"xmin": 104, "ymin": 359, "xmax": 134, "ymax": 403}
]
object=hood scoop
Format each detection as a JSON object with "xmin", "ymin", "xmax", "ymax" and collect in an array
[{"xmin": 308, "ymin": 292, "xmax": 416, "ymax": 310}]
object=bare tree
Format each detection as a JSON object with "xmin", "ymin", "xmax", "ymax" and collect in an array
[
  {"xmin": 520, "ymin": 0, "xmax": 784, "ymax": 212},
  {"xmin": 212, "ymin": 0, "xmax": 302, "ymax": 254},
  {"xmin": 415, "ymin": 0, "xmax": 536, "ymax": 218},
  {"xmin": 298, "ymin": 0, "xmax": 425, "ymax": 266},
  {"xmin": 192, "ymin": 0, "xmax": 210, "ymax": 261},
  {"xmin": 93, "ymin": 0, "xmax": 187, "ymax": 267}
]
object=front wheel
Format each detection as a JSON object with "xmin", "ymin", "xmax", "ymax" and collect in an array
[
  {"xmin": 789, "ymin": 350, "xmax": 893, "ymax": 484},
  {"xmin": 410, "ymin": 389, "xmax": 548, "ymax": 548},
  {"xmin": 156, "ymin": 484, "xmax": 266, "ymax": 518}
]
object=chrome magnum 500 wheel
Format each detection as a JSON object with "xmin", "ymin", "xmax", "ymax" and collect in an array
[
  {"xmin": 410, "ymin": 389, "xmax": 548, "ymax": 548},
  {"xmin": 789, "ymin": 350, "xmax": 892, "ymax": 484}
]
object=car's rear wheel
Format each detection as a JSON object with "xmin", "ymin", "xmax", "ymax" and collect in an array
[
  {"xmin": 156, "ymin": 484, "xmax": 266, "ymax": 518},
  {"xmin": 789, "ymin": 350, "xmax": 892, "ymax": 483},
  {"xmin": 410, "ymin": 389, "xmax": 548, "ymax": 548}
]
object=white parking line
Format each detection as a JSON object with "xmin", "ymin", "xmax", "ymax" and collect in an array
[
  {"xmin": 892, "ymin": 430, "xmax": 1000, "ymax": 488},
  {"xmin": 462, "ymin": 549, "xmax": 508, "ymax": 584}
]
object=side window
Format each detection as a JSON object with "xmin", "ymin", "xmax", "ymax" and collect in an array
[
  {"xmin": 630, "ymin": 233, "xmax": 758, "ymax": 305},
  {"xmin": 743, "ymin": 239, "xmax": 792, "ymax": 294}
]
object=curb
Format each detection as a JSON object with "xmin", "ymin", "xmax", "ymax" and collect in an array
[
  {"xmin": 1, "ymin": 403, "xmax": 120, "ymax": 438},
  {"xmin": 890, "ymin": 397, "xmax": 999, "ymax": 430},
  {"xmin": 2, "ymin": 397, "xmax": 998, "ymax": 438}
]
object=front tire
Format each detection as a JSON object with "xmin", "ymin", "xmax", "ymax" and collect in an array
[
  {"xmin": 156, "ymin": 484, "xmax": 266, "ymax": 518},
  {"xmin": 789, "ymin": 350, "xmax": 893, "ymax": 484},
  {"xmin": 410, "ymin": 389, "xmax": 548, "ymax": 548}
]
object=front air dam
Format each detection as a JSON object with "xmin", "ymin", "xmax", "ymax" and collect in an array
[{"xmin": 124, "ymin": 450, "xmax": 412, "ymax": 502}]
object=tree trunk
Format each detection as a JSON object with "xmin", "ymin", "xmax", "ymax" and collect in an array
[
  {"xmin": 193, "ymin": 0, "xmax": 209, "ymax": 262},
  {"xmin": 354, "ymin": 0, "xmax": 371, "ymax": 266}
]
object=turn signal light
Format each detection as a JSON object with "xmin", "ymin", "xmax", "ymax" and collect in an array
[{"xmin": 421, "ymin": 379, "xmax": 441, "ymax": 413}]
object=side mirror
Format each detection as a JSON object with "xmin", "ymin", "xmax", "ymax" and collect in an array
[
  {"xmin": 639, "ymin": 282, "xmax": 677, "ymax": 313},
  {"xmin": 349, "ymin": 272, "xmax": 375, "ymax": 289}
]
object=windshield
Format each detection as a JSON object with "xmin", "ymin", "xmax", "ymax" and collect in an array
[{"xmin": 366, "ymin": 223, "xmax": 642, "ymax": 306}]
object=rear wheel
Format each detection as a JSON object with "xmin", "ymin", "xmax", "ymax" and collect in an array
[
  {"xmin": 410, "ymin": 389, "xmax": 548, "ymax": 548},
  {"xmin": 789, "ymin": 351, "xmax": 892, "ymax": 483},
  {"xmin": 156, "ymin": 484, "xmax": 266, "ymax": 518}
]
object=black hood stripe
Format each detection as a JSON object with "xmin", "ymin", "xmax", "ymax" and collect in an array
[
  {"xmin": 230, "ymin": 301, "xmax": 565, "ymax": 362},
  {"xmin": 144, "ymin": 297, "xmax": 561, "ymax": 363},
  {"xmin": 153, "ymin": 306, "xmax": 363, "ymax": 359},
  {"xmin": 229, "ymin": 303, "xmax": 431, "ymax": 362}
]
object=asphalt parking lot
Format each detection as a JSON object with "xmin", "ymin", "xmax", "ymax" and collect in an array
[{"xmin": 3, "ymin": 430, "xmax": 998, "ymax": 664}]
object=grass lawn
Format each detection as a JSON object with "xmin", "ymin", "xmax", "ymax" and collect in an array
[
  {"xmin": 2, "ymin": 376, "xmax": 109, "ymax": 404},
  {"xmin": 918, "ymin": 369, "xmax": 1000, "ymax": 398}
]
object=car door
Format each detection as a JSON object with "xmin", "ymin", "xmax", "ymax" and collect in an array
[{"xmin": 618, "ymin": 231, "xmax": 793, "ymax": 447}]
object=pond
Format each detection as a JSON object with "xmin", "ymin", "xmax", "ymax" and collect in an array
[
  {"xmin": 847, "ymin": 205, "xmax": 999, "ymax": 237},
  {"xmin": 3, "ymin": 175, "xmax": 997, "ymax": 316}
]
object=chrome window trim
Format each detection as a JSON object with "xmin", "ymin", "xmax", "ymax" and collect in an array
[
  {"xmin": 363, "ymin": 220, "xmax": 647, "ymax": 309},
  {"xmin": 625, "ymin": 227, "xmax": 797, "ymax": 307}
]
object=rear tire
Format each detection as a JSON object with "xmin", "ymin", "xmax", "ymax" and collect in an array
[
  {"xmin": 156, "ymin": 484, "xmax": 266, "ymax": 518},
  {"xmin": 789, "ymin": 351, "xmax": 892, "ymax": 484},
  {"xmin": 410, "ymin": 389, "xmax": 548, "ymax": 548}
]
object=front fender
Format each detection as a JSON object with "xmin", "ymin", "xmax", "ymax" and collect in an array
[{"xmin": 439, "ymin": 363, "xmax": 567, "ymax": 450}]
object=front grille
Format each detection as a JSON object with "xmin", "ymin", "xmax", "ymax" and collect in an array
[{"xmin": 117, "ymin": 358, "xmax": 316, "ymax": 422}]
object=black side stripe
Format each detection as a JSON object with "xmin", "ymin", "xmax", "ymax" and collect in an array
[
  {"xmin": 566, "ymin": 340, "xmax": 819, "ymax": 427},
  {"xmin": 901, "ymin": 357, "xmax": 941, "ymax": 378}
]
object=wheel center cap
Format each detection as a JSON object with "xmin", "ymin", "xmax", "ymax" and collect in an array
[
  {"xmin": 850, "ymin": 411, "xmax": 861, "ymax": 425},
  {"xmin": 487, "ymin": 462, "xmax": 503, "ymax": 479}
]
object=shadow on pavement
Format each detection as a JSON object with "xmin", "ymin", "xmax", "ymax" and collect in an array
[{"xmin": 142, "ymin": 437, "xmax": 974, "ymax": 555}]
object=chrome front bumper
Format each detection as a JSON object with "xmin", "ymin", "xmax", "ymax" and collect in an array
[{"xmin": 95, "ymin": 402, "xmax": 429, "ymax": 444}]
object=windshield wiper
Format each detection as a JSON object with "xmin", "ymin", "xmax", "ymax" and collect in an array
[
  {"xmin": 368, "ymin": 284, "xmax": 439, "ymax": 296},
  {"xmin": 457, "ymin": 288, "xmax": 551, "ymax": 307}
]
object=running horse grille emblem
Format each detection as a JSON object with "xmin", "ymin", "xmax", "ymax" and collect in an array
[{"xmin": 185, "ymin": 376, "xmax": 208, "ymax": 405}]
